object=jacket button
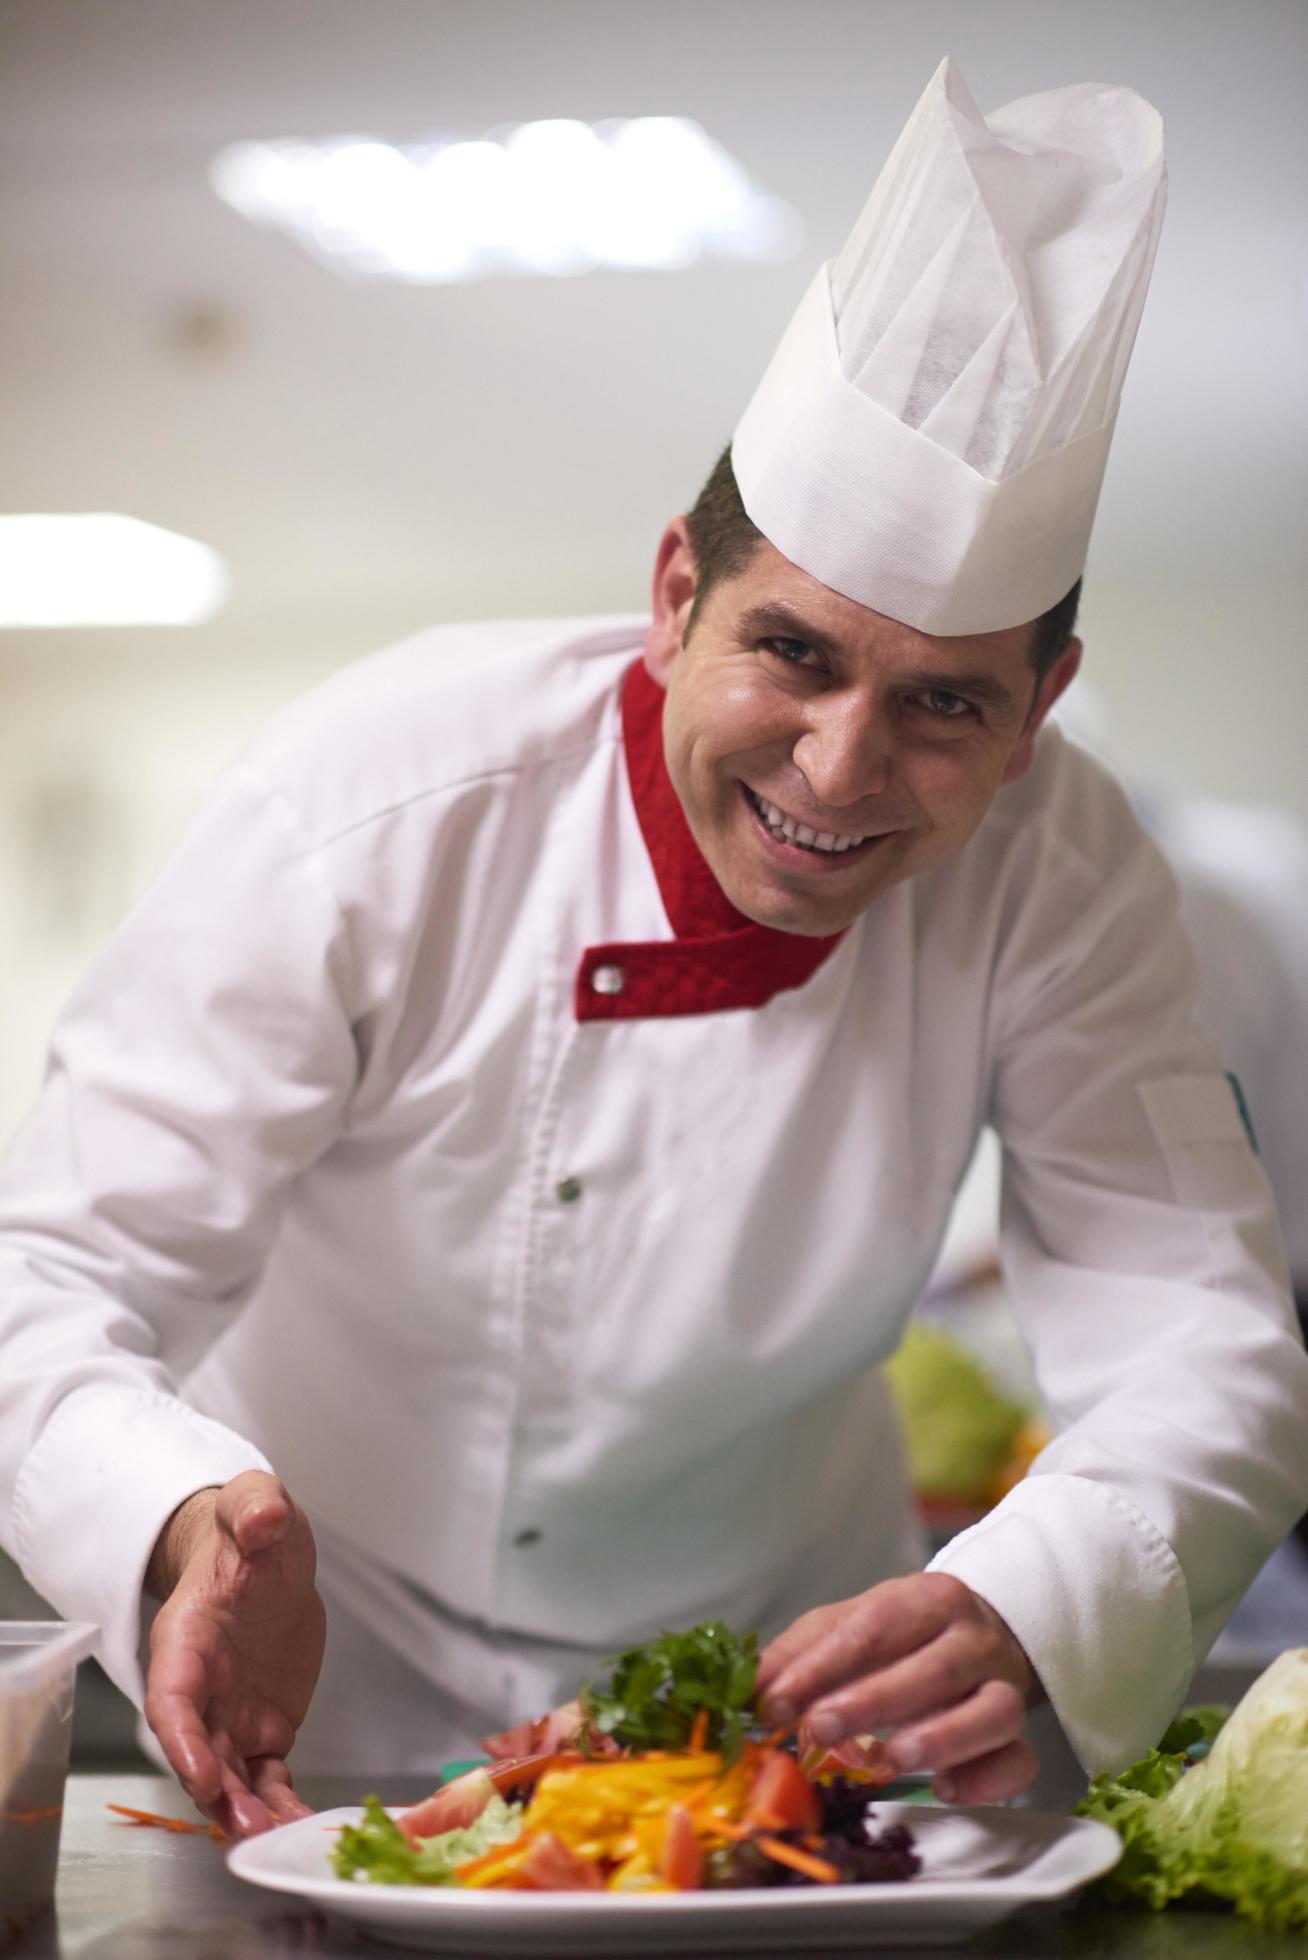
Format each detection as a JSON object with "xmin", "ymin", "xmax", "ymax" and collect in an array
[
  {"xmin": 513, "ymin": 1527, "xmax": 542, "ymax": 1548},
  {"xmin": 555, "ymin": 1176, "xmax": 582, "ymax": 1203},
  {"xmin": 591, "ymin": 963, "xmax": 625, "ymax": 995}
]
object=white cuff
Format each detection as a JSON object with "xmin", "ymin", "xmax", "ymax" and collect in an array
[
  {"xmin": 927, "ymin": 1471, "xmax": 1193, "ymax": 1775},
  {"xmin": 11, "ymin": 1385, "xmax": 271, "ymax": 1706}
]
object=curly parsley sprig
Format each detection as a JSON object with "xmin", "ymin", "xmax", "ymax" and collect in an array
[{"xmin": 580, "ymin": 1620, "xmax": 760, "ymax": 1764}]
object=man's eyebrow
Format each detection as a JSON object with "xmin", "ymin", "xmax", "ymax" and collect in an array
[{"xmin": 736, "ymin": 602, "xmax": 843, "ymax": 658}]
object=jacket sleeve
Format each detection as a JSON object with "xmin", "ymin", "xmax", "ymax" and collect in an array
[
  {"xmin": 927, "ymin": 773, "xmax": 1308, "ymax": 1775},
  {"xmin": 0, "ymin": 763, "xmax": 359, "ymax": 1706}
]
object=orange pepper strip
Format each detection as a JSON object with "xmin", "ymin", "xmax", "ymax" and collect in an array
[
  {"xmin": 688, "ymin": 1710, "xmax": 709, "ymax": 1752},
  {"xmin": 754, "ymin": 1834, "xmax": 841, "ymax": 1885}
]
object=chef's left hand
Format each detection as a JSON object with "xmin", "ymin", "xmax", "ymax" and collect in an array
[{"xmin": 756, "ymin": 1573, "xmax": 1041, "ymax": 1803}]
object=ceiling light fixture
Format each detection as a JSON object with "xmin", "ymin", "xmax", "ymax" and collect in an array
[
  {"xmin": 0, "ymin": 515, "xmax": 228, "ymax": 628},
  {"xmin": 211, "ymin": 117, "xmax": 799, "ymax": 283}
]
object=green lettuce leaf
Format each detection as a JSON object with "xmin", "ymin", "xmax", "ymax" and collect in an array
[
  {"xmin": 1077, "ymin": 1648, "xmax": 1308, "ymax": 1930},
  {"xmin": 332, "ymin": 1791, "xmax": 523, "ymax": 1887}
]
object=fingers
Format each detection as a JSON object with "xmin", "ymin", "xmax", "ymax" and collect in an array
[
  {"xmin": 145, "ymin": 1685, "xmax": 225, "ymax": 1808},
  {"xmin": 148, "ymin": 1723, "xmax": 305, "ymax": 1839},
  {"xmin": 249, "ymin": 1755, "xmax": 316, "ymax": 1823},
  {"xmin": 144, "ymin": 1636, "xmax": 225, "ymax": 1808},
  {"xmin": 211, "ymin": 1754, "xmax": 275, "ymax": 1839},
  {"xmin": 758, "ymin": 1577, "xmax": 1039, "ymax": 1805},
  {"xmin": 213, "ymin": 1750, "xmax": 314, "ymax": 1837},
  {"xmin": 144, "ymin": 1635, "xmax": 296, "ymax": 1838},
  {"xmin": 886, "ymin": 1677, "xmax": 1027, "ymax": 1776},
  {"xmin": 804, "ymin": 1617, "xmax": 1024, "ymax": 1746},
  {"xmin": 756, "ymin": 1603, "xmax": 843, "ymax": 1697},
  {"xmin": 759, "ymin": 1575, "xmax": 967, "ymax": 1725},
  {"xmin": 207, "ymin": 1729, "xmax": 282, "ymax": 1839},
  {"xmin": 144, "ymin": 1698, "xmax": 264, "ymax": 1835},
  {"xmin": 936, "ymin": 1735, "xmax": 1039, "ymax": 1806},
  {"xmin": 216, "ymin": 1470, "xmax": 292, "ymax": 1557}
]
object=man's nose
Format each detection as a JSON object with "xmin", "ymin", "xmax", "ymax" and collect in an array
[{"xmin": 792, "ymin": 694, "xmax": 891, "ymax": 807}]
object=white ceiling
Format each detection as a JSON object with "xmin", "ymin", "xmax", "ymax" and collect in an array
[{"xmin": 2, "ymin": 0, "xmax": 1306, "ymax": 809}]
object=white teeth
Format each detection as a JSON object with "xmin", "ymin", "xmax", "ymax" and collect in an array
[{"xmin": 751, "ymin": 791, "xmax": 869, "ymax": 855}]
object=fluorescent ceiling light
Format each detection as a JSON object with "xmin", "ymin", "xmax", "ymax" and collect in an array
[
  {"xmin": 0, "ymin": 515, "xmax": 228, "ymax": 627},
  {"xmin": 211, "ymin": 117, "xmax": 800, "ymax": 283}
]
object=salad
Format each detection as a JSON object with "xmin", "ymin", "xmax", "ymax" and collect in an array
[{"xmin": 333, "ymin": 1620, "xmax": 920, "ymax": 1893}]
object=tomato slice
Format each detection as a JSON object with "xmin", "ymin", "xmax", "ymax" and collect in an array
[
  {"xmin": 399, "ymin": 1768, "xmax": 496, "ymax": 1846},
  {"xmin": 514, "ymin": 1832, "xmax": 605, "ymax": 1891},
  {"xmin": 659, "ymin": 1804, "xmax": 704, "ymax": 1891},
  {"xmin": 799, "ymin": 1730, "xmax": 897, "ymax": 1786},
  {"xmin": 487, "ymin": 1750, "xmax": 585, "ymax": 1796},
  {"xmin": 745, "ymin": 1749, "xmax": 822, "ymax": 1834}
]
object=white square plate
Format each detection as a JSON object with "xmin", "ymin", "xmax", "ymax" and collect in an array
[{"xmin": 227, "ymin": 1799, "xmax": 1122, "ymax": 1952}]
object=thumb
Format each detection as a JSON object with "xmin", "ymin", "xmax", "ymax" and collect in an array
[{"xmin": 216, "ymin": 1470, "xmax": 292, "ymax": 1557}]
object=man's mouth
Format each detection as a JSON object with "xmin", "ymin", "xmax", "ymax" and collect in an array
[{"xmin": 743, "ymin": 785, "xmax": 880, "ymax": 857}]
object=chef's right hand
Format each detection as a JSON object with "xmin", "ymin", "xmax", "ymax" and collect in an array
[{"xmin": 143, "ymin": 1469, "xmax": 325, "ymax": 1839}]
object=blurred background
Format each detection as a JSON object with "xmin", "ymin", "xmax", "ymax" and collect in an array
[{"xmin": 1, "ymin": 0, "xmax": 1305, "ymax": 1759}]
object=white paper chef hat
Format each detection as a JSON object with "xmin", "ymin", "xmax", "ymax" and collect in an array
[{"xmin": 732, "ymin": 58, "xmax": 1167, "ymax": 635}]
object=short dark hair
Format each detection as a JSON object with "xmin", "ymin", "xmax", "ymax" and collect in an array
[{"xmin": 685, "ymin": 445, "xmax": 1080, "ymax": 684}]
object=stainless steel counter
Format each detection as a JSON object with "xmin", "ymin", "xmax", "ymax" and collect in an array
[{"xmin": 6, "ymin": 1772, "xmax": 1305, "ymax": 1958}]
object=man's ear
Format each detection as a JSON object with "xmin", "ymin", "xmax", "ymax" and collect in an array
[
  {"xmin": 1002, "ymin": 637, "xmax": 1083, "ymax": 784},
  {"xmin": 643, "ymin": 518, "xmax": 699, "ymax": 688}
]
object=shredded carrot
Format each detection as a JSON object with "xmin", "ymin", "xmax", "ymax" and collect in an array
[
  {"xmin": 455, "ymin": 1838, "xmax": 539, "ymax": 1888},
  {"xmin": 688, "ymin": 1710, "xmax": 709, "ymax": 1752},
  {"xmin": 452, "ymin": 1839, "xmax": 528, "ymax": 1882},
  {"xmin": 712, "ymin": 1813, "xmax": 841, "ymax": 1881},
  {"xmin": 0, "ymin": 1805, "xmax": 62, "ymax": 1826},
  {"xmin": 754, "ymin": 1833, "xmax": 841, "ymax": 1885},
  {"xmin": 766, "ymin": 1722, "xmax": 799, "ymax": 1748},
  {"xmin": 106, "ymin": 1803, "xmax": 224, "ymax": 1842},
  {"xmin": 107, "ymin": 1803, "xmax": 206, "ymax": 1833}
]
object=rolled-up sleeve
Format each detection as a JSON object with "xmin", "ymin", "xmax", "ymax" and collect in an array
[
  {"xmin": 930, "ymin": 787, "xmax": 1308, "ymax": 1774},
  {"xmin": 0, "ymin": 764, "xmax": 358, "ymax": 1704}
]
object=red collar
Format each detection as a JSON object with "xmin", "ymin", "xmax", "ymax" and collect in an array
[{"xmin": 574, "ymin": 656, "xmax": 845, "ymax": 1021}]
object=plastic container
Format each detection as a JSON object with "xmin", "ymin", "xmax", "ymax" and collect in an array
[{"xmin": 1, "ymin": 1621, "xmax": 97, "ymax": 1947}]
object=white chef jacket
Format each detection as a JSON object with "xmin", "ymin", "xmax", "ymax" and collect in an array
[
  {"xmin": 1143, "ymin": 797, "xmax": 1308, "ymax": 1291},
  {"xmin": 2, "ymin": 615, "xmax": 1306, "ymax": 1778}
]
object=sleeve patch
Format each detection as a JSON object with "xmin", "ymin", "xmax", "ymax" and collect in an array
[{"xmin": 1139, "ymin": 1073, "xmax": 1263, "ymax": 1213}]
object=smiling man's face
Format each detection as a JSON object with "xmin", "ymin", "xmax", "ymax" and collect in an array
[{"xmin": 642, "ymin": 521, "xmax": 1081, "ymax": 938}]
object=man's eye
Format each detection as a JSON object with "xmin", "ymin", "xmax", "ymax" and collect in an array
[
  {"xmin": 917, "ymin": 688, "xmax": 975, "ymax": 720},
  {"xmin": 763, "ymin": 637, "xmax": 819, "ymax": 668}
]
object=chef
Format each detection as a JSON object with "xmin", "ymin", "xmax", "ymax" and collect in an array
[{"xmin": 2, "ymin": 60, "xmax": 1307, "ymax": 1842}]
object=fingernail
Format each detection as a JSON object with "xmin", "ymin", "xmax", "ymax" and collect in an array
[
  {"xmin": 807, "ymin": 1710, "xmax": 844, "ymax": 1745},
  {"xmin": 888, "ymin": 1733, "xmax": 923, "ymax": 1770}
]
